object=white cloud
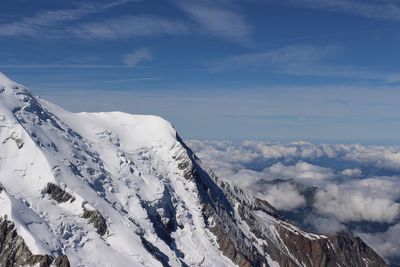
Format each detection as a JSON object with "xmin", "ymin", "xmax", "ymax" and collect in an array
[
  {"xmin": 309, "ymin": 216, "xmax": 346, "ymax": 235},
  {"xmin": 259, "ymin": 183, "xmax": 306, "ymax": 211},
  {"xmin": 314, "ymin": 183, "xmax": 400, "ymax": 223},
  {"xmin": 355, "ymin": 177, "xmax": 400, "ymax": 197},
  {"xmin": 175, "ymin": 1, "xmax": 253, "ymax": 43},
  {"xmin": 266, "ymin": 161, "xmax": 335, "ymax": 182},
  {"xmin": 71, "ymin": 15, "xmax": 189, "ymax": 39},
  {"xmin": 343, "ymin": 145, "xmax": 400, "ymax": 170},
  {"xmin": 229, "ymin": 169, "xmax": 268, "ymax": 189},
  {"xmin": 341, "ymin": 168, "xmax": 362, "ymax": 177},
  {"xmin": 359, "ymin": 223, "xmax": 400, "ymax": 261},
  {"xmin": 187, "ymin": 139, "xmax": 400, "ymax": 262},
  {"xmin": 259, "ymin": 144, "xmax": 299, "ymax": 159},
  {"xmin": 122, "ymin": 48, "xmax": 153, "ymax": 68}
]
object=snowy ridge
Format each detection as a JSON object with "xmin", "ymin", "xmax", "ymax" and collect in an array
[
  {"xmin": 0, "ymin": 72, "xmax": 17, "ymax": 87},
  {"xmin": 0, "ymin": 72, "xmax": 388, "ymax": 266}
]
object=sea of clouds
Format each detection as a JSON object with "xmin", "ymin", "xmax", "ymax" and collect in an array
[{"xmin": 187, "ymin": 140, "xmax": 400, "ymax": 263}]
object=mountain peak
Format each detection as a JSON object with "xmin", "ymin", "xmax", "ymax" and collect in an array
[
  {"xmin": 0, "ymin": 77, "xmax": 388, "ymax": 267},
  {"xmin": 0, "ymin": 73, "xmax": 36, "ymax": 117},
  {"xmin": 0, "ymin": 72, "xmax": 17, "ymax": 87}
]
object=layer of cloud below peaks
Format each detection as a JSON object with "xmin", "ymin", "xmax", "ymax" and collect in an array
[{"xmin": 187, "ymin": 140, "xmax": 400, "ymax": 262}]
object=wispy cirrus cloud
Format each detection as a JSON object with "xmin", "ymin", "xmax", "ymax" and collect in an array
[
  {"xmin": 71, "ymin": 15, "xmax": 189, "ymax": 39},
  {"xmin": 0, "ymin": 0, "xmax": 137, "ymax": 37},
  {"xmin": 0, "ymin": 0, "xmax": 252, "ymax": 44},
  {"xmin": 209, "ymin": 44, "xmax": 400, "ymax": 83},
  {"xmin": 290, "ymin": 0, "xmax": 400, "ymax": 21},
  {"xmin": 175, "ymin": 0, "xmax": 253, "ymax": 43},
  {"xmin": 122, "ymin": 48, "xmax": 153, "ymax": 68},
  {"xmin": 209, "ymin": 45, "xmax": 338, "ymax": 71},
  {"xmin": 0, "ymin": 64, "xmax": 125, "ymax": 69}
]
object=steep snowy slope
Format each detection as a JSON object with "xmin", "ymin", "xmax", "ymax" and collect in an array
[{"xmin": 0, "ymin": 72, "xmax": 388, "ymax": 266}]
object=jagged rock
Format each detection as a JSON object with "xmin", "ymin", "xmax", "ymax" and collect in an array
[
  {"xmin": 0, "ymin": 216, "xmax": 40, "ymax": 266},
  {"xmin": 0, "ymin": 216, "xmax": 69, "ymax": 267},
  {"xmin": 42, "ymin": 183, "xmax": 75, "ymax": 203},
  {"xmin": 82, "ymin": 204, "xmax": 107, "ymax": 236},
  {"xmin": 53, "ymin": 255, "xmax": 71, "ymax": 267}
]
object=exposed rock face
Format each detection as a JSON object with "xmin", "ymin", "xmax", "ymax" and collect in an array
[
  {"xmin": 52, "ymin": 255, "xmax": 71, "ymax": 267},
  {"xmin": 175, "ymin": 136, "xmax": 388, "ymax": 267},
  {"xmin": 82, "ymin": 204, "xmax": 108, "ymax": 236},
  {"xmin": 42, "ymin": 183, "xmax": 75, "ymax": 203},
  {"xmin": 271, "ymin": 222, "xmax": 386, "ymax": 267},
  {"xmin": 0, "ymin": 217, "xmax": 70, "ymax": 267}
]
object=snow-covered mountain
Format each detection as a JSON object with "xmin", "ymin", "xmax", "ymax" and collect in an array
[{"xmin": 0, "ymin": 72, "xmax": 387, "ymax": 267}]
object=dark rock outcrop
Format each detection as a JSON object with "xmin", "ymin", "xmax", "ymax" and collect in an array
[
  {"xmin": 53, "ymin": 255, "xmax": 71, "ymax": 267},
  {"xmin": 2, "ymin": 131, "xmax": 24, "ymax": 149},
  {"xmin": 42, "ymin": 183, "xmax": 75, "ymax": 203},
  {"xmin": 0, "ymin": 216, "xmax": 70, "ymax": 267},
  {"xmin": 82, "ymin": 204, "xmax": 108, "ymax": 236}
]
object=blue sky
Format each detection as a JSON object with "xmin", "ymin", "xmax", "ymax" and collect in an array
[{"xmin": 1, "ymin": 0, "xmax": 400, "ymax": 142}]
